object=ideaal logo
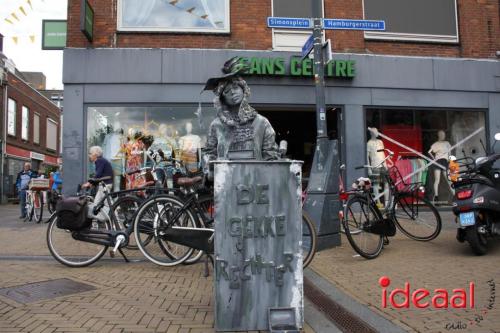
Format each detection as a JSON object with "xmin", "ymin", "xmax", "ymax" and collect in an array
[
  {"xmin": 378, "ymin": 277, "xmax": 495, "ymax": 330},
  {"xmin": 379, "ymin": 276, "xmax": 475, "ymax": 309}
]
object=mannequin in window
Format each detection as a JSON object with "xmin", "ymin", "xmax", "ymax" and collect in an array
[
  {"xmin": 103, "ymin": 120, "xmax": 125, "ymax": 191},
  {"xmin": 178, "ymin": 121, "xmax": 201, "ymax": 173},
  {"xmin": 428, "ymin": 130, "xmax": 452, "ymax": 202},
  {"xmin": 367, "ymin": 127, "xmax": 389, "ymax": 206},
  {"xmin": 124, "ymin": 128, "xmax": 145, "ymax": 189},
  {"xmin": 150, "ymin": 124, "xmax": 178, "ymax": 187}
]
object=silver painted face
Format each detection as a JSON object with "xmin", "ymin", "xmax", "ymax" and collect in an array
[{"xmin": 222, "ymin": 83, "xmax": 244, "ymax": 106}]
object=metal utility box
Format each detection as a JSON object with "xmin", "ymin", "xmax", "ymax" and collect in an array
[{"xmin": 213, "ymin": 160, "xmax": 304, "ymax": 331}]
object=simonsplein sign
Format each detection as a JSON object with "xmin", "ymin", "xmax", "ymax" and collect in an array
[{"xmin": 239, "ymin": 56, "xmax": 356, "ymax": 78}]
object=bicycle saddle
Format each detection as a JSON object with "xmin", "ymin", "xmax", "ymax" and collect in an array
[{"xmin": 177, "ymin": 176, "xmax": 203, "ymax": 187}]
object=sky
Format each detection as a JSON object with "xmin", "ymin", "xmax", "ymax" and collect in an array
[{"xmin": 0, "ymin": 0, "xmax": 67, "ymax": 89}]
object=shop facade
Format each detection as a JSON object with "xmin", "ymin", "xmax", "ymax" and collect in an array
[{"xmin": 63, "ymin": 48, "xmax": 499, "ymax": 218}]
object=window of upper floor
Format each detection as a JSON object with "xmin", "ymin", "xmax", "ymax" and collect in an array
[
  {"xmin": 7, "ymin": 98, "xmax": 16, "ymax": 136},
  {"xmin": 21, "ymin": 106, "xmax": 29, "ymax": 141},
  {"xmin": 47, "ymin": 118, "xmax": 58, "ymax": 151},
  {"xmin": 363, "ymin": 0, "xmax": 459, "ymax": 43},
  {"xmin": 117, "ymin": 0, "xmax": 230, "ymax": 33},
  {"xmin": 34, "ymin": 113, "xmax": 40, "ymax": 144},
  {"xmin": 271, "ymin": 0, "xmax": 324, "ymax": 51}
]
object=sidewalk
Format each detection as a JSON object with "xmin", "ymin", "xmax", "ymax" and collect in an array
[
  {"xmin": 0, "ymin": 205, "xmax": 319, "ymax": 333},
  {"xmin": 308, "ymin": 211, "xmax": 500, "ymax": 333}
]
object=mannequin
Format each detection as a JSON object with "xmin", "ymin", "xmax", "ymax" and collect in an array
[
  {"xmin": 151, "ymin": 124, "xmax": 178, "ymax": 188},
  {"xmin": 124, "ymin": 128, "xmax": 145, "ymax": 189},
  {"xmin": 428, "ymin": 130, "xmax": 452, "ymax": 201},
  {"xmin": 367, "ymin": 127, "xmax": 389, "ymax": 206},
  {"xmin": 103, "ymin": 120, "xmax": 126, "ymax": 191},
  {"xmin": 178, "ymin": 121, "xmax": 202, "ymax": 173}
]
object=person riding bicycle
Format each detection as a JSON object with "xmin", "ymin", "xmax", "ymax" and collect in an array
[
  {"xmin": 82, "ymin": 146, "xmax": 114, "ymax": 219},
  {"xmin": 16, "ymin": 162, "xmax": 38, "ymax": 219}
]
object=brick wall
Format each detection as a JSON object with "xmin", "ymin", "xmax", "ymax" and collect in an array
[
  {"xmin": 67, "ymin": 0, "xmax": 499, "ymax": 58},
  {"xmin": 6, "ymin": 72, "xmax": 61, "ymax": 158}
]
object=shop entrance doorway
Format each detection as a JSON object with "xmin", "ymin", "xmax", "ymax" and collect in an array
[{"xmin": 259, "ymin": 107, "xmax": 340, "ymax": 184}]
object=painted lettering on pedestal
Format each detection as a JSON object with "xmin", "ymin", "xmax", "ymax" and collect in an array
[{"xmin": 216, "ymin": 183, "xmax": 296, "ymax": 289}]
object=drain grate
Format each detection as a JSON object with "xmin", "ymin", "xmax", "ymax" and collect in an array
[
  {"xmin": 304, "ymin": 277, "xmax": 378, "ymax": 333},
  {"xmin": 0, "ymin": 278, "xmax": 96, "ymax": 304}
]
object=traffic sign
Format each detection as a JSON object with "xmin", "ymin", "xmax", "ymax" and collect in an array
[
  {"xmin": 267, "ymin": 17, "xmax": 312, "ymax": 29},
  {"xmin": 323, "ymin": 19, "xmax": 385, "ymax": 31},
  {"xmin": 301, "ymin": 34, "xmax": 315, "ymax": 59}
]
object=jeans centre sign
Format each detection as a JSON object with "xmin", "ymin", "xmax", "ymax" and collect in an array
[{"xmin": 239, "ymin": 56, "xmax": 356, "ymax": 78}]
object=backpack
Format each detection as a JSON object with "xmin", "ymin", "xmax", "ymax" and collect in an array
[{"xmin": 55, "ymin": 197, "xmax": 90, "ymax": 230}]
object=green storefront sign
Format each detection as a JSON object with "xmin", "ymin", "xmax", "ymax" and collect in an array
[
  {"xmin": 240, "ymin": 57, "xmax": 356, "ymax": 78},
  {"xmin": 42, "ymin": 20, "xmax": 67, "ymax": 50}
]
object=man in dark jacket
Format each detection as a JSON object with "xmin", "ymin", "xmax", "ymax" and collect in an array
[
  {"xmin": 16, "ymin": 162, "xmax": 38, "ymax": 218},
  {"xmin": 82, "ymin": 146, "xmax": 114, "ymax": 200}
]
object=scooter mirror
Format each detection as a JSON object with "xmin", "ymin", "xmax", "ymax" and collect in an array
[{"xmin": 495, "ymin": 133, "xmax": 500, "ymax": 141}]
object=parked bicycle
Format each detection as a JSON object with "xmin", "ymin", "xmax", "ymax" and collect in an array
[
  {"xmin": 24, "ymin": 178, "xmax": 50, "ymax": 223},
  {"xmin": 46, "ymin": 176, "xmax": 158, "ymax": 267},
  {"xmin": 341, "ymin": 149, "xmax": 442, "ymax": 259},
  {"xmin": 133, "ymin": 149, "xmax": 317, "ymax": 269}
]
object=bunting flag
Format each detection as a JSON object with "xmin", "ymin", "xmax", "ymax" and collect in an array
[
  {"xmin": 29, "ymin": 35, "xmax": 35, "ymax": 43},
  {"xmin": 11, "ymin": 13, "xmax": 20, "ymax": 22},
  {"xmin": 26, "ymin": 0, "xmax": 33, "ymax": 10},
  {"xmin": 19, "ymin": 6, "xmax": 27, "ymax": 16},
  {"xmin": 12, "ymin": 37, "xmax": 18, "ymax": 44},
  {"xmin": 5, "ymin": 18, "xmax": 14, "ymax": 25}
]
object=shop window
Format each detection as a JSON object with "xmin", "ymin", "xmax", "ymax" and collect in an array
[
  {"xmin": 271, "ymin": 0, "xmax": 323, "ymax": 51},
  {"xmin": 7, "ymin": 98, "xmax": 16, "ymax": 136},
  {"xmin": 118, "ymin": 0, "xmax": 230, "ymax": 33},
  {"xmin": 21, "ymin": 106, "xmax": 29, "ymax": 141},
  {"xmin": 47, "ymin": 118, "xmax": 58, "ymax": 151},
  {"xmin": 86, "ymin": 105, "xmax": 217, "ymax": 190},
  {"xmin": 366, "ymin": 108, "xmax": 486, "ymax": 203},
  {"xmin": 34, "ymin": 113, "xmax": 40, "ymax": 144},
  {"xmin": 363, "ymin": 0, "xmax": 458, "ymax": 43}
]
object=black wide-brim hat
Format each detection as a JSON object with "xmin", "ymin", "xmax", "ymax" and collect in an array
[{"xmin": 202, "ymin": 56, "xmax": 248, "ymax": 92}]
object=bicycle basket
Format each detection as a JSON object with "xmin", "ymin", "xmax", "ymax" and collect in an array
[
  {"xmin": 29, "ymin": 179, "xmax": 50, "ymax": 191},
  {"xmin": 55, "ymin": 196, "xmax": 90, "ymax": 230}
]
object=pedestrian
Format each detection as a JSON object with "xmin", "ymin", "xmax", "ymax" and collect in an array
[
  {"xmin": 15, "ymin": 162, "xmax": 38, "ymax": 219},
  {"xmin": 51, "ymin": 166, "xmax": 63, "ymax": 192}
]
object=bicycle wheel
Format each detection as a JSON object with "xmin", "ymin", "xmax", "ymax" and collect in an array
[
  {"xmin": 393, "ymin": 193, "xmax": 441, "ymax": 241},
  {"xmin": 111, "ymin": 195, "xmax": 143, "ymax": 250},
  {"xmin": 134, "ymin": 195, "xmax": 196, "ymax": 267},
  {"xmin": 33, "ymin": 192, "xmax": 43, "ymax": 223},
  {"xmin": 46, "ymin": 215, "xmax": 110, "ymax": 267},
  {"xmin": 301, "ymin": 211, "xmax": 317, "ymax": 268},
  {"xmin": 343, "ymin": 196, "xmax": 384, "ymax": 259},
  {"xmin": 25, "ymin": 194, "xmax": 34, "ymax": 222}
]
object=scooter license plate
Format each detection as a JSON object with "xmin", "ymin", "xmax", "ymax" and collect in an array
[{"xmin": 459, "ymin": 212, "xmax": 476, "ymax": 227}]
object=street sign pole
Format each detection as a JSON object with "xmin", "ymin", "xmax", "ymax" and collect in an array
[{"xmin": 312, "ymin": 2, "xmax": 327, "ymax": 145}]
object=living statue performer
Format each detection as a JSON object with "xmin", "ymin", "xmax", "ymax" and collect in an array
[{"xmin": 203, "ymin": 57, "xmax": 279, "ymax": 162}]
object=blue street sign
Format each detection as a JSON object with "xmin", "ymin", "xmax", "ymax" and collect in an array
[
  {"xmin": 323, "ymin": 19, "xmax": 385, "ymax": 31},
  {"xmin": 301, "ymin": 34, "xmax": 314, "ymax": 58},
  {"xmin": 267, "ymin": 17, "xmax": 312, "ymax": 29}
]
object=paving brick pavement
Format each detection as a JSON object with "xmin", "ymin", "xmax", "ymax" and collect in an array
[
  {"xmin": 0, "ymin": 205, "xmax": 316, "ymax": 333},
  {"xmin": 309, "ymin": 211, "xmax": 500, "ymax": 333}
]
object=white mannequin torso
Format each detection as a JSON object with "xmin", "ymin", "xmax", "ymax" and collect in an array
[
  {"xmin": 367, "ymin": 139, "xmax": 386, "ymax": 168},
  {"xmin": 429, "ymin": 141, "xmax": 451, "ymax": 160}
]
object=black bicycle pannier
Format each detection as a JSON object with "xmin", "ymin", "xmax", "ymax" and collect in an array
[
  {"xmin": 56, "ymin": 197, "xmax": 90, "ymax": 230},
  {"xmin": 364, "ymin": 218, "xmax": 396, "ymax": 237}
]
